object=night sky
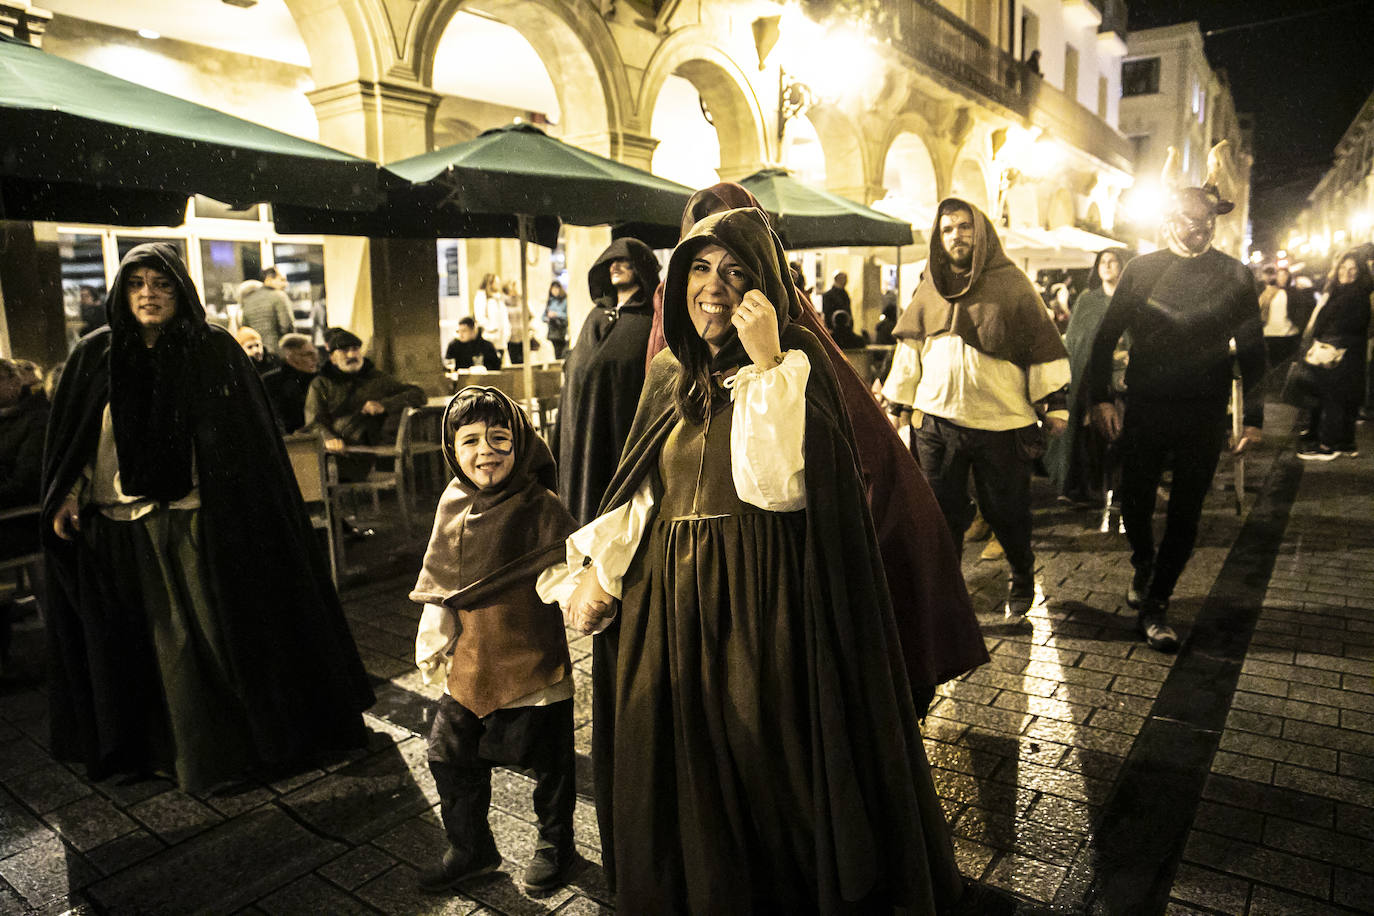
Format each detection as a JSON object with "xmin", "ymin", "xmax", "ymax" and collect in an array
[{"xmin": 1126, "ymin": 0, "xmax": 1374, "ymax": 254}]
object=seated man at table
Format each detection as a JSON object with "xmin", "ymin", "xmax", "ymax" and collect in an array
[
  {"xmin": 262, "ymin": 333, "xmax": 319, "ymax": 433},
  {"xmin": 445, "ymin": 317, "xmax": 501, "ymax": 371},
  {"xmin": 304, "ymin": 328, "xmax": 425, "ymax": 482}
]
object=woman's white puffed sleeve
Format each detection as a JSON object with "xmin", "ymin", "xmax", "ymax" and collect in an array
[
  {"xmin": 728, "ymin": 349, "xmax": 809, "ymax": 511},
  {"xmin": 560, "ymin": 479, "xmax": 656, "ymax": 601}
]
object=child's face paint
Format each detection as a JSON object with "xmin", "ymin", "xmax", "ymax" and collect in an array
[{"xmin": 454, "ymin": 421, "xmax": 515, "ymax": 490}]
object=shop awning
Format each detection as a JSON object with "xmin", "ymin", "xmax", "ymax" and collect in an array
[{"xmin": 0, "ymin": 32, "xmax": 385, "ymax": 225}]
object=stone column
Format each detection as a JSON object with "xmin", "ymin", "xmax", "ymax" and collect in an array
[{"xmin": 308, "ymin": 80, "xmax": 447, "ymax": 392}]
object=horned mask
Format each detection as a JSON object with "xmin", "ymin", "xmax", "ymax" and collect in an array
[{"xmin": 1161, "ymin": 141, "xmax": 1235, "ymax": 256}]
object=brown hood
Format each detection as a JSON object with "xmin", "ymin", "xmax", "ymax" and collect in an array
[
  {"xmin": 412, "ymin": 386, "xmax": 576, "ymax": 608},
  {"xmin": 663, "ymin": 207, "xmax": 802, "ymax": 373},
  {"xmin": 678, "ymin": 183, "xmax": 764, "ymax": 239},
  {"xmin": 893, "ymin": 198, "xmax": 1066, "ymax": 369}
]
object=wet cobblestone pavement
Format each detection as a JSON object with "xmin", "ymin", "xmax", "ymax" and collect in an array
[{"xmin": 1, "ymin": 398, "xmax": 1371, "ymax": 915}]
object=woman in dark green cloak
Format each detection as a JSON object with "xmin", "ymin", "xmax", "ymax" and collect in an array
[
  {"xmin": 1046, "ymin": 247, "xmax": 1131, "ymax": 504},
  {"xmin": 565, "ymin": 209, "xmax": 963, "ymax": 914}
]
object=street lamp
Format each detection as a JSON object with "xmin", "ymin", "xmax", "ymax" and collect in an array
[
  {"xmin": 753, "ymin": 15, "xmax": 815, "ymax": 153},
  {"xmin": 751, "ymin": 12, "xmax": 875, "ymax": 159}
]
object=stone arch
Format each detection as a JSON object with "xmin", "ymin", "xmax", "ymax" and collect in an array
[
  {"xmin": 1085, "ymin": 202, "xmax": 1102, "ymax": 230},
  {"xmin": 1046, "ymin": 187, "xmax": 1076, "ymax": 228},
  {"xmin": 281, "ymin": 0, "xmax": 385, "ymax": 86},
  {"xmin": 638, "ymin": 28, "xmax": 768, "ymax": 180},
  {"xmin": 950, "ymin": 154, "xmax": 992, "ymax": 215},
  {"xmin": 413, "ymin": 0, "xmax": 626, "ymax": 142},
  {"xmin": 873, "ymin": 126, "xmax": 941, "ymax": 226},
  {"xmin": 803, "ymin": 104, "xmax": 868, "ymax": 198}
]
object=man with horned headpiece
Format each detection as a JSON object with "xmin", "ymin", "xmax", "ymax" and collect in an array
[{"xmin": 1087, "ymin": 142, "xmax": 1265, "ymax": 652}]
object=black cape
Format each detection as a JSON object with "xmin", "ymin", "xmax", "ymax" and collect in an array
[
  {"xmin": 41, "ymin": 242, "xmax": 374, "ymax": 783},
  {"xmin": 592, "ymin": 209, "xmax": 962, "ymax": 911},
  {"xmin": 550, "ymin": 237, "xmax": 661, "ymax": 525}
]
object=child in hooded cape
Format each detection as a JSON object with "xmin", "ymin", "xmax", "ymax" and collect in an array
[{"xmin": 411, "ymin": 386, "xmax": 580, "ymax": 896}]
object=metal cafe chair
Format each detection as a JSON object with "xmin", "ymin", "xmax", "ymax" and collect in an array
[
  {"xmin": 335, "ymin": 405, "xmax": 446, "ymax": 536},
  {"xmin": 282, "ymin": 432, "xmax": 341, "ymax": 584}
]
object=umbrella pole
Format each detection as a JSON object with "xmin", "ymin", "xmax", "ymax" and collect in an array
[
  {"xmin": 895, "ymin": 245, "xmax": 902, "ymax": 304},
  {"xmin": 517, "ymin": 214, "xmax": 535, "ymax": 413}
]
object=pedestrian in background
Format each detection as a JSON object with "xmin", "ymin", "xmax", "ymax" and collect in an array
[
  {"xmin": 820, "ymin": 269, "xmax": 850, "ymax": 328},
  {"xmin": 238, "ymin": 267, "xmax": 295, "ymax": 355},
  {"xmin": 543, "ymin": 280, "xmax": 569, "ymax": 360},
  {"xmin": 1046, "ymin": 247, "xmax": 1130, "ymax": 505},
  {"xmin": 1293, "ymin": 249, "xmax": 1372, "ymax": 460},
  {"xmin": 473, "ymin": 273, "xmax": 507, "ymax": 358},
  {"xmin": 502, "ymin": 280, "xmax": 530, "ymax": 365}
]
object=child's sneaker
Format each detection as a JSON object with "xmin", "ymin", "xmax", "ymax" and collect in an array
[{"xmin": 418, "ymin": 845, "xmax": 502, "ymax": 893}]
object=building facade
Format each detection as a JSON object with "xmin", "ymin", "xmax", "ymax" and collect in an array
[
  {"xmin": 1286, "ymin": 89, "xmax": 1374, "ymax": 271},
  {"xmin": 1117, "ymin": 22, "xmax": 1253, "ymax": 259},
  {"xmin": 2, "ymin": 0, "xmax": 1134, "ymax": 381}
]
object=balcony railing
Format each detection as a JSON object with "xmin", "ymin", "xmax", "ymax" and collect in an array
[{"xmin": 882, "ymin": 0, "xmax": 1031, "ymax": 118}]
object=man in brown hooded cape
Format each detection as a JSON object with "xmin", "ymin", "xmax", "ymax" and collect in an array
[
  {"xmin": 579, "ymin": 208, "xmax": 964, "ymax": 914},
  {"xmin": 885, "ymin": 198, "xmax": 1070, "ymax": 617}
]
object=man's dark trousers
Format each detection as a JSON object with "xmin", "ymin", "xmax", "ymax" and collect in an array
[
  {"xmin": 916, "ymin": 414, "xmax": 1035, "ymax": 579},
  {"xmin": 1119, "ymin": 398, "xmax": 1228, "ymax": 601}
]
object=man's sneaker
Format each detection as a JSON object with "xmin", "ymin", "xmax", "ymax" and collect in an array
[
  {"xmin": 1137, "ymin": 600, "xmax": 1179, "ymax": 653},
  {"xmin": 1006, "ymin": 574, "xmax": 1035, "ymax": 619},
  {"xmin": 418, "ymin": 846, "xmax": 502, "ymax": 893},
  {"xmin": 1298, "ymin": 446, "xmax": 1339, "ymax": 462},
  {"xmin": 523, "ymin": 848, "xmax": 579, "ymax": 895},
  {"xmin": 1127, "ymin": 566, "xmax": 1151, "ymax": 609}
]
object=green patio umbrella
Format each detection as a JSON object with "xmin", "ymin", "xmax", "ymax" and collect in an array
[
  {"xmin": 738, "ymin": 168, "xmax": 915, "ymax": 249},
  {"xmin": 292, "ymin": 123, "xmax": 694, "ymax": 397},
  {"xmin": 0, "ymin": 32, "xmax": 384, "ymax": 225}
]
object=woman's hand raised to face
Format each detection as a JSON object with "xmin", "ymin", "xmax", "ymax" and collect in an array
[{"xmin": 733, "ymin": 290, "xmax": 783, "ymax": 369}]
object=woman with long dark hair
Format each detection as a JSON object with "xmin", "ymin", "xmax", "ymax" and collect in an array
[
  {"xmin": 1296, "ymin": 250, "xmax": 1372, "ymax": 460},
  {"xmin": 564, "ymin": 209, "xmax": 963, "ymax": 914}
]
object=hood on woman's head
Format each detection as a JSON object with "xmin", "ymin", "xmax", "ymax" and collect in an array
[
  {"xmin": 106, "ymin": 242, "xmax": 206, "ymax": 332},
  {"xmin": 679, "ymin": 183, "xmax": 764, "ymax": 240},
  {"xmin": 662, "ymin": 208, "xmax": 800, "ymax": 366}
]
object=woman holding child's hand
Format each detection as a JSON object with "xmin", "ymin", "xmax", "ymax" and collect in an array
[{"xmin": 563, "ymin": 208, "xmax": 963, "ymax": 914}]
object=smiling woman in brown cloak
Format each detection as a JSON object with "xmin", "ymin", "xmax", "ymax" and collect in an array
[{"xmin": 563, "ymin": 209, "xmax": 964, "ymax": 914}]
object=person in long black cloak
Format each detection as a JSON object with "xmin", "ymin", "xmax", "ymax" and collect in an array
[
  {"xmin": 565, "ymin": 209, "xmax": 964, "ymax": 914},
  {"xmin": 549, "ymin": 237, "xmax": 660, "ymax": 526},
  {"xmin": 41, "ymin": 242, "xmax": 374, "ymax": 793}
]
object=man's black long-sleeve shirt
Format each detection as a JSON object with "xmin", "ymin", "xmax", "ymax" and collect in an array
[{"xmin": 1088, "ymin": 248, "xmax": 1266, "ymax": 426}]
